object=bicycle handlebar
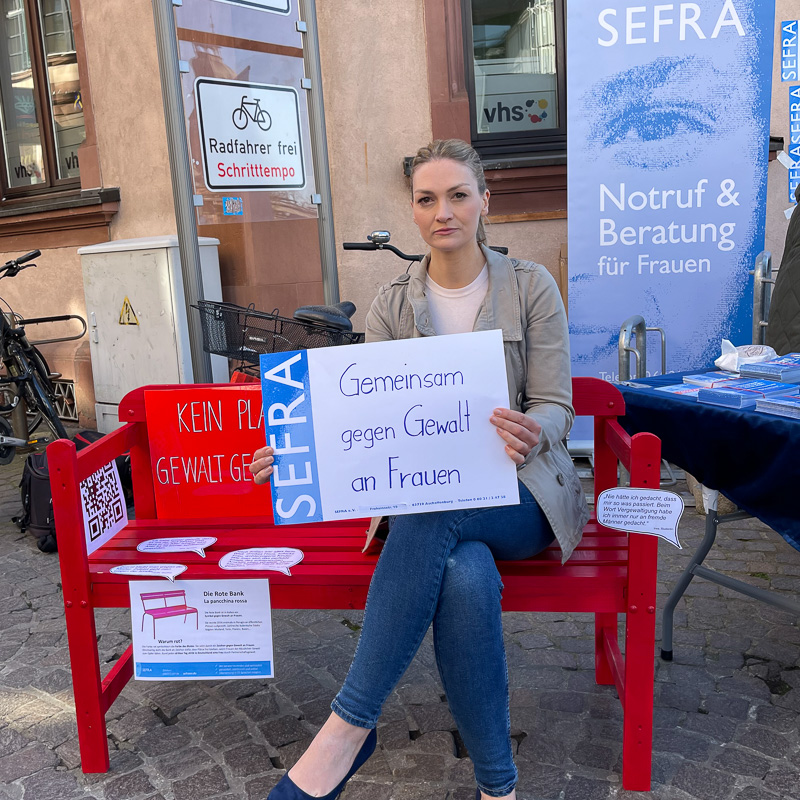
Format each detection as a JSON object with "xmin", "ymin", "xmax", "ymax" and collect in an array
[
  {"xmin": 17, "ymin": 250, "xmax": 41, "ymax": 265},
  {"xmin": 343, "ymin": 241, "xmax": 508, "ymax": 260},
  {"xmin": 0, "ymin": 250, "xmax": 40, "ymax": 277},
  {"xmin": 343, "ymin": 242, "xmax": 423, "ymax": 262}
]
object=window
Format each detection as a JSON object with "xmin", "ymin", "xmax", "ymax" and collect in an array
[
  {"xmin": 464, "ymin": 0, "xmax": 566, "ymax": 158},
  {"xmin": 0, "ymin": 0, "xmax": 85, "ymax": 197},
  {"xmin": 423, "ymin": 0, "xmax": 567, "ymax": 216}
]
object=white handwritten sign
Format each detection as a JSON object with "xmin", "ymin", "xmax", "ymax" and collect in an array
[
  {"xmin": 597, "ymin": 488, "xmax": 684, "ymax": 548},
  {"xmin": 260, "ymin": 330, "xmax": 519, "ymax": 524}
]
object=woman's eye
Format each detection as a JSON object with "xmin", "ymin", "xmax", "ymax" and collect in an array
[
  {"xmin": 453, "ymin": 192, "xmax": 467, "ymax": 200},
  {"xmin": 417, "ymin": 197, "xmax": 432, "ymax": 205}
]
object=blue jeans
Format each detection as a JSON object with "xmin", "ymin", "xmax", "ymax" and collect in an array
[{"xmin": 331, "ymin": 482, "xmax": 555, "ymax": 797}]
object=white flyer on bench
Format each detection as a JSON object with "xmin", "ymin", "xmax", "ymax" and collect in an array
[
  {"xmin": 129, "ymin": 579, "xmax": 274, "ymax": 680},
  {"xmin": 260, "ymin": 329, "xmax": 519, "ymax": 525}
]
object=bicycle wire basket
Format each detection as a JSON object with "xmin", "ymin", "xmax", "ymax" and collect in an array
[{"xmin": 194, "ymin": 300, "xmax": 363, "ymax": 367}]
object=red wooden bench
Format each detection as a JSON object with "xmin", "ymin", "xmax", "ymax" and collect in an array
[{"xmin": 48, "ymin": 377, "xmax": 660, "ymax": 789}]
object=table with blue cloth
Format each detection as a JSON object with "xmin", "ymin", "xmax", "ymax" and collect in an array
[{"xmin": 615, "ymin": 371, "xmax": 800, "ymax": 659}]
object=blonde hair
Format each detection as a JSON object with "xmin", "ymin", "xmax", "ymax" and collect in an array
[{"xmin": 410, "ymin": 139, "xmax": 488, "ymax": 244}]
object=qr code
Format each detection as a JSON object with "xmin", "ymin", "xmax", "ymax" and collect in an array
[{"xmin": 80, "ymin": 463, "xmax": 126, "ymax": 542}]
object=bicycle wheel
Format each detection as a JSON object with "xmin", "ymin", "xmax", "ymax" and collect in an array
[
  {"xmin": 232, "ymin": 107, "xmax": 248, "ymax": 130},
  {"xmin": 26, "ymin": 347, "xmax": 55, "ymax": 432},
  {"xmin": 2, "ymin": 345, "xmax": 54, "ymax": 433},
  {"xmin": 27, "ymin": 369, "xmax": 67, "ymax": 439},
  {"xmin": 0, "ymin": 415, "xmax": 14, "ymax": 465},
  {"xmin": 255, "ymin": 109, "xmax": 271, "ymax": 132},
  {"xmin": 0, "ymin": 360, "xmax": 41, "ymax": 434}
]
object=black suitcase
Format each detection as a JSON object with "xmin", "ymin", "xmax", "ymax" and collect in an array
[{"xmin": 14, "ymin": 430, "xmax": 133, "ymax": 553}]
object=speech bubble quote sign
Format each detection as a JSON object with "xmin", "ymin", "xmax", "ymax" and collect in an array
[
  {"xmin": 137, "ymin": 537, "xmax": 218, "ymax": 558},
  {"xmin": 597, "ymin": 488, "xmax": 684, "ymax": 549},
  {"xmin": 260, "ymin": 330, "xmax": 520, "ymax": 525},
  {"xmin": 110, "ymin": 564, "xmax": 188, "ymax": 582},
  {"xmin": 219, "ymin": 548, "xmax": 304, "ymax": 575}
]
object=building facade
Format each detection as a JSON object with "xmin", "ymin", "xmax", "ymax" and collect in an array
[{"xmin": 0, "ymin": 0, "xmax": 794, "ymax": 426}]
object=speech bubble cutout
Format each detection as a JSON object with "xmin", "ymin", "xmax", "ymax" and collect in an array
[
  {"xmin": 219, "ymin": 548, "xmax": 304, "ymax": 576},
  {"xmin": 597, "ymin": 488, "xmax": 684, "ymax": 549},
  {"xmin": 109, "ymin": 564, "xmax": 187, "ymax": 582},
  {"xmin": 137, "ymin": 537, "xmax": 217, "ymax": 558}
]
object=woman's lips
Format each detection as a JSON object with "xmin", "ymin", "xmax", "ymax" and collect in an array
[{"xmin": 434, "ymin": 228, "xmax": 457, "ymax": 234}]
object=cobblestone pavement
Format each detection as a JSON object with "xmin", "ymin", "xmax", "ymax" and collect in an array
[{"xmin": 0, "ymin": 440, "xmax": 798, "ymax": 800}]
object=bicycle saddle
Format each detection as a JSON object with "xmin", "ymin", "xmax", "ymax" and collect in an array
[{"xmin": 293, "ymin": 301, "xmax": 356, "ymax": 331}]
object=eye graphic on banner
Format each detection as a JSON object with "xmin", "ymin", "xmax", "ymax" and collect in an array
[{"xmin": 584, "ymin": 56, "xmax": 724, "ymax": 171}]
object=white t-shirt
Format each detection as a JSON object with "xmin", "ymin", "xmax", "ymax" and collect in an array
[{"xmin": 425, "ymin": 264, "xmax": 489, "ymax": 335}]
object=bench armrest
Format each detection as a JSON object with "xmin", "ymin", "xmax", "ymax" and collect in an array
[{"xmin": 49, "ymin": 424, "xmax": 139, "ymax": 483}]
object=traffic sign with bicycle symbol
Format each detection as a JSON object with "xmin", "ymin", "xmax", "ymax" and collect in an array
[
  {"xmin": 232, "ymin": 96, "xmax": 272, "ymax": 132},
  {"xmin": 195, "ymin": 77, "xmax": 306, "ymax": 192}
]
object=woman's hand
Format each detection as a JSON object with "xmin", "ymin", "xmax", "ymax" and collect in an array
[
  {"xmin": 249, "ymin": 446, "xmax": 274, "ymax": 485},
  {"xmin": 490, "ymin": 408, "xmax": 541, "ymax": 465}
]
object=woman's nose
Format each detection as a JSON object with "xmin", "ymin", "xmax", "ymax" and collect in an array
[{"xmin": 436, "ymin": 202, "xmax": 453, "ymax": 221}]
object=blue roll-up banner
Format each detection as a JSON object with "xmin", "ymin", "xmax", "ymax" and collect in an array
[{"xmin": 567, "ymin": 1, "xmax": 775, "ymax": 443}]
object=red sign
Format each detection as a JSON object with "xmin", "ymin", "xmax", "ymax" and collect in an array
[{"xmin": 144, "ymin": 386, "xmax": 272, "ymax": 520}]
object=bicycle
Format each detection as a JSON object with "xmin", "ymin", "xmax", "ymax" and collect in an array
[
  {"xmin": 0, "ymin": 250, "xmax": 87, "ymax": 460},
  {"xmin": 231, "ymin": 96, "xmax": 272, "ymax": 132},
  {"xmin": 195, "ymin": 231, "xmax": 508, "ymax": 377}
]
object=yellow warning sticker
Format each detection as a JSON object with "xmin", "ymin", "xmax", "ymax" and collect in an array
[{"xmin": 119, "ymin": 296, "xmax": 139, "ymax": 326}]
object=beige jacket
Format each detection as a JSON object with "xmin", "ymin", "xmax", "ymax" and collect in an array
[{"xmin": 364, "ymin": 244, "xmax": 589, "ymax": 562}]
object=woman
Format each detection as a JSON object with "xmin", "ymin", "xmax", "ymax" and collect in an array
[{"xmin": 250, "ymin": 139, "xmax": 589, "ymax": 799}]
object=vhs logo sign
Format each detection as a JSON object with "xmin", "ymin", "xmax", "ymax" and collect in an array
[{"xmin": 195, "ymin": 77, "xmax": 305, "ymax": 192}]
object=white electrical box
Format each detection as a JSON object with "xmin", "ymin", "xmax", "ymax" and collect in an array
[{"xmin": 79, "ymin": 236, "xmax": 229, "ymax": 432}]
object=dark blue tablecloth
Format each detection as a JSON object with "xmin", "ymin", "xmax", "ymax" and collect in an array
[{"xmin": 616, "ymin": 371, "xmax": 800, "ymax": 552}]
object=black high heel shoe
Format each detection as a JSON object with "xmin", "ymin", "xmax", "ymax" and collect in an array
[{"xmin": 268, "ymin": 727, "xmax": 377, "ymax": 800}]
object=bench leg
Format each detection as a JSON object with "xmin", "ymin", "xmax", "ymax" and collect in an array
[
  {"xmin": 621, "ymin": 605, "xmax": 655, "ymax": 790},
  {"xmin": 620, "ymin": 533, "xmax": 658, "ymax": 792},
  {"xmin": 594, "ymin": 612, "xmax": 616, "ymax": 685},
  {"xmin": 64, "ymin": 603, "xmax": 110, "ymax": 773}
]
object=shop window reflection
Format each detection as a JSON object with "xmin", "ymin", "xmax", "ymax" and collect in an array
[
  {"xmin": 0, "ymin": 0, "xmax": 83, "ymax": 195},
  {"xmin": 470, "ymin": 0, "xmax": 559, "ymax": 137}
]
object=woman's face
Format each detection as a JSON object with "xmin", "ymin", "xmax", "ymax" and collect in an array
[{"xmin": 411, "ymin": 159, "xmax": 490, "ymax": 253}]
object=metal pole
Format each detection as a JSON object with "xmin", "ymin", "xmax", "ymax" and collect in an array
[
  {"xmin": 618, "ymin": 315, "xmax": 647, "ymax": 380},
  {"xmin": 151, "ymin": 0, "xmax": 212, "ymax": 382},
  {"xmin": 299, "ymin": 0, "xmax": 340, "ymax": 305},
  {"xmin": 750, "ymin": 251, "xmax": 773, "ymax": 345}
]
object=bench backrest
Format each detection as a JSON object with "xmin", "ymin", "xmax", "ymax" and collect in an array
[{"xmin": 108, "ymin": 376, "xmax": 633, "ymax": 522}]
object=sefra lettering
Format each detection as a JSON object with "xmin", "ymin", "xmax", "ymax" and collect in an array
[
  {"xmin": 598, "ymin": 1, "xmax": 745, "ymax": 46},
  {"xmin": 263, "ymin": 353, "xmax": 318, "ymax": 522}
]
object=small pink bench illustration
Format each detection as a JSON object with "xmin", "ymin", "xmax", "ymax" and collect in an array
[{"xmin": 140, "ymin": 590, "xmax": 198, "ymax": 637}]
